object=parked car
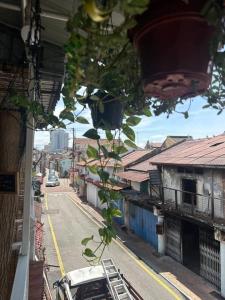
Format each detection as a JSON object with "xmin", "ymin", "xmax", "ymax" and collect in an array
[
  {"xmin": 49, "ymin": 169, "xmax": 55, "ymax": 176},
  {"xmin": 45, "ymin": 176, "xmax": 60, "ymax": 187},
  {"xmin": 53, "ymin": 258, "xmax": 143, "ymax": 300}
]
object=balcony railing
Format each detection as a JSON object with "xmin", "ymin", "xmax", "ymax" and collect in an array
[{"xmin": 161, "ymin": 186, "xmax": 225, "ymax": 224}]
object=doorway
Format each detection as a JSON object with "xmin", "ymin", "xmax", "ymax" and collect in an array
[
  {"xmin": 182, "ymin": 220, "xmax": 200, "ymax": 274},
  {"xmin": 182, "ymin": 178, "xmax": 197, "ymax": 205}
]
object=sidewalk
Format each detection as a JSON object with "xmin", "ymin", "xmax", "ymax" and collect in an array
[{"xmin": 67, "ymin": 191, "xmax": 221, "ymax": 300}]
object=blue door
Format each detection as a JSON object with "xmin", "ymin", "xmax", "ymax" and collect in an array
[{"xmin": 129, "ymin": 203, "xmax": 158, "ymax": 250}]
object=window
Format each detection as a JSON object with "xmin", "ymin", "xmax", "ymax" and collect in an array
[
  {"xmin": 177, "ymin": 167, "xmax": 203, "ymax": 175},
  {"xmin": 182, "ymin": 178, "xmax": 197, "ymax": 205}
]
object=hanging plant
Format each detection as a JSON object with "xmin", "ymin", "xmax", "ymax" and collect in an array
[{"xmin": 86, "ymin": 90, "xmax": 124, "ymax": 130}]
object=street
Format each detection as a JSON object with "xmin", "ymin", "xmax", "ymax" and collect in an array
[{"xmin": 43, "ymin": 185, "xmax": 185, "ymax": 300}]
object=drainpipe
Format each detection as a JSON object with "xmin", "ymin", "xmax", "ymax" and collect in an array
[
  {"xmin": 211, "ymin": 169, "xmax": 214, "ymax": 220},
  {"xmin": 157, "ymin": 215, "xmax": 166, "ymax": 255}
]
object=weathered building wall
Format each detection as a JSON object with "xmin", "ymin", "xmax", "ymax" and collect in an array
[
  {"xmin": 162, "ymin": 167, "xmax": 224, "ymax": 218},
  {"xmin": 131, "ymin": 181, "xmax": 140, "ymax": 191}
]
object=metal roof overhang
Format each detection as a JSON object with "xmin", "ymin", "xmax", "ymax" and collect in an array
[{"xmin": 0, "ymin": 0, "xmax": 73, "ymax": 112}]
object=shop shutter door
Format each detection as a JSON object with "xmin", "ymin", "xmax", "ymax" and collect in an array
[
  {"xmin": 165, "ymin": 217, "xmax": 182, "ymax": 262},
  {"xmin": 199, "ymin": 228, "xmax": 220, "ymax": 289}
]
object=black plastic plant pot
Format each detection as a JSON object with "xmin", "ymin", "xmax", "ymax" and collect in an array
[{"xmin": 88, "ymin": 95, "xmax": 123, "ymax": 130}]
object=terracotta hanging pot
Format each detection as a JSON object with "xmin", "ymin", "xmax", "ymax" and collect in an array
[
  {"xmin": 87, "ymin": 92, "xmax": 123, "ymax": 130},
  {"xmin": 129, "ymin": 0, "xmax": 214, "ymax": 99}
]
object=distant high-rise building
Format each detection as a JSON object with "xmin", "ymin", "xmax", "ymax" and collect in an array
[{"xmin": 50, "ymin": 129, "xmax": 69, "ymax": 152}]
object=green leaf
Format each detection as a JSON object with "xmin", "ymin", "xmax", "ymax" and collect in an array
[
  {"xmin": 110, "ymin": 190, "xmax": 121, "ymax": 200},
  {"xmin": 105, "ymin": 130, "xmax": 113, "ymax": 141},
  {"xmin": 87, "ymin": 145, "xmax": 99, "ymax": 159},
  {"xmin": 98, "ymin": 189, "xmax": 109, "ymax": 203},
  {"xmin": 111, "ymin": 208, "xmax": 122, "ymax": 218},
  {"xmin": 124, "ymin": 139, "xmax": 137, "ymax": 149},
  {"xmin": 76, "ymin": 116, "xmax": 89, "ymax": 124},
  {"xmin": 183, "ymin": 111, "xmax": 189, "ymax": 119},
  {"xmin": 143, "ymin": 107, "xmax": 152, "ymax": 117},
  {"xmin": 126, "ymin": 116, "xmax": 141, "ymax": 126},
  {"xmin": 115, "ymin": 145, "xmax": 128, "ymax": 154},
  {"xmin": 81, "ymin": 235, "xmax": 93, "ymax": 246},
  {"xmin": 108, "ymin": 152, "xmax": 121, "ymax": 161},
  {"xmin": 87, "ymin": 165, "xmax": 98, "ymax": 174},
  {"xmin": 59, "ymin": 110, "xmax": 75, "ymax": 122},
  {"xmin": 97, "ymin": 169, "xmax": 109, "ymax": 182},
  {"xmin": 83, "ymin": 248, "xmax": 96, "ymax": 257},
  {"xmin": 100, "ymin": 145, "xmax": 109, "ymax": 158},
  {"xmin": 122, "ymin": 124, "xmax": 135, "ymax": 141},
  {"xmin": 83, "ymin": 129, "xmax": 100, "ymax": 140}
]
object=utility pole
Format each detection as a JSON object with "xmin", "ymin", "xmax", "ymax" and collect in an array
[{"xmin": 72, "ymin": 128, "xmax": 75, "ymax": 188}]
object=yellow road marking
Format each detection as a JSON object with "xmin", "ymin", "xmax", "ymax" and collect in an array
[
  {"xmin": 45, "ymin": 193, "xmax": 66, "ymax": 277},
  {"xmin": 66, "ymin": 194, "xmax": 182, "ymax": 300}
]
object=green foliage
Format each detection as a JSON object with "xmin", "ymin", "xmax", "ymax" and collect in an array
[
  {"xmin": 122, "ymin": 124, "xmax": 135, "ymax": 141},
  {"xmin": 76, "ymin": 116, "xmax": 89, "ymax": 124},
  {"xmin": 83, "ymin": 128, "xmax": 100, "ymax": 140},
  {"xmin": 105, "ymin": 130, "xmax": 113, "ymax": 141},
  {"xmin": 124, "ymin": 139, "xmax": 138, "ymax": 149},
  {"xmin": 87, "ymin": 145, "xmax": 99, "ymax": 159},
  {"xmin": 126, "ymin": 116, "xmax": 141, "ymax": 126},
  {"xmin": 81, "ymin": 236, "xmax": 94, "ymax": 246}
]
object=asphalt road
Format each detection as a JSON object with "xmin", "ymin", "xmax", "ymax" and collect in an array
[{"xmin": 43, "ymin": 190, "xmax": 185, "ymax": 300}]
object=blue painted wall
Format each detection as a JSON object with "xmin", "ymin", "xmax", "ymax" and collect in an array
[{"xmin": 129, "ymin": 203, "xmax": 158, "ymax": 250}]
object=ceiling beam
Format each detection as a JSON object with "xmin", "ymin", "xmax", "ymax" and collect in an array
[{"xmin": 0, "ymin": 1, "xmax": 68, "ymax": 22}]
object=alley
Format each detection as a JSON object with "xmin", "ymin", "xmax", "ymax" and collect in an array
[{"xmin": 43, "ymin": 188, "xmax": 185, "ymax": 300}]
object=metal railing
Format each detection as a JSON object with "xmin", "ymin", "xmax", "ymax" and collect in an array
[{"xmin": 161, "ymin": 186, "xmax": 225, "ymax": 222}]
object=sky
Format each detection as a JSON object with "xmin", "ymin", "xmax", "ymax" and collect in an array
[{"xmin": 34, "ymin": 96, "xmax": 225, "ymax": 149}]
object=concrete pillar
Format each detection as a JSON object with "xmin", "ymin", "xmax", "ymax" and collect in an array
[
  {"xmin": 158, "ymin": 215, "xmax": 166, "ymax": 255},
  {"xmin": 220, "ymin": 241, "xmax": 225, "ymax": 297}
]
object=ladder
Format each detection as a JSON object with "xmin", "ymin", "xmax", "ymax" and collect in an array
[{"xmin": 101, "ymin": 258, "xmax": 133, "ymax": 300}]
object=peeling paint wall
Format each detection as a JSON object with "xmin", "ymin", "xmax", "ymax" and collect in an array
[{"xmin": 163, "ymin": 167, "xmax": 225, "ymax": 219}]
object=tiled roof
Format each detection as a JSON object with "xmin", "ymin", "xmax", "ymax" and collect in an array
[
  {"xmin": 116, "ymin": 170, "xmax": 149, "ymax": 182},
  {"xmin": 150, "ymin": 134, "xmax": 225, "ymax": 168},
  {"xmin": 129, "ymin": 158, "xmax": 157, "ymax": 172}
]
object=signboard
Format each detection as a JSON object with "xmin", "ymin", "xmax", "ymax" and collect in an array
[{"xmin": 0, "ymin": 173, "xmax": 18, "ymax": 194}]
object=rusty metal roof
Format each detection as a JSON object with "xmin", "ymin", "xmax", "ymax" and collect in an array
[
  {"xmin": 116, "ymin": 170, "xmax": 149, "ymax": 182},
  {"xmin": 150, "ymin": 134, "xmax": 225, "ymax": 168},
  {"xmin": 129, "ymin": 158, "xmax": 157, "ymax": 172},
  {"xmin": 121, "ymin": 150, "xmax": 151, "ymax": 167}
]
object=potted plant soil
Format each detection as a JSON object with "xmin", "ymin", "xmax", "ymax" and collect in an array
[
  {"xmin": 129, "ymin": 0, "xmax": 215, "ymax": 99},
  {"xmin": 86, "ymin": 91, "xmax": 123, "ymax": 130}
]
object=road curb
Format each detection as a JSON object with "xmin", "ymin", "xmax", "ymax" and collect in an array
[{"xmin": 67, "ymin": 193, "xmax": 191, "ymax": 300}]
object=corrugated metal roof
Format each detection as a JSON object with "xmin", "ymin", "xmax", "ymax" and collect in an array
[
  {"xmin": 121, "ymin": 150, "xmax": 151, "ymax": 167},
  {"xmin": 129, "ymin": 158, "xmax": 157, "ymax": 172},
  {"xmin": 151, "ymin": 134, "xmax": 225, "ymax": 168},
  {"xmin": 116, "ymin": 171, "xmax": 149, "ymax": 182}
]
